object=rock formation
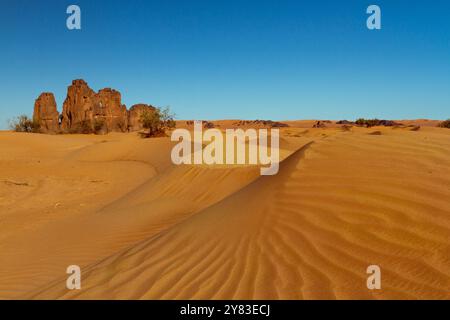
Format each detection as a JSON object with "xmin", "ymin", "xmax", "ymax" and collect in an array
[
  {"xmin": 128, "ymin": 104, "xmax": 156, "ymax": 132},
  {"xmin": 60, "ymin": 79, "xmax": 96, "ymax": 132},
  {"xmin": 92, "ymin": 88, "xmax": 128, "ymax": 133},
  {"xmin": 60, "ymin": 80, "xmax": 129, "ymax": 133},
  {"xmin": 33, "ymin": 79, "xmax": 157, "ymax": 134},
  {"xmin": 33, "ymin": 93, "xmax": 60, "ymax": 133}
]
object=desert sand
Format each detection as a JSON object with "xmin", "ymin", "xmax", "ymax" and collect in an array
[{"xmin": 0, "ymin": 121, "xmax": 449, "ymax": 299}]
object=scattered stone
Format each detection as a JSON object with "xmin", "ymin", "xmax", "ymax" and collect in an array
[
  {"xmin": 312, "ymin": 121, "xmax": 327, "ymax": 128},
  {"xmin": 355, "ymin": 119, "xmax": 399, "ymax": 127},
  {"xmin": 203, "ymin": 121, "xmax": 215, "ymax": 129},
  {"xmin": 341, "ymin": 125, "xmax": 352, "ymax": 131},
  {"xmin": 233, "ymin": 120, "xmax": 288, "ymax": 128}
]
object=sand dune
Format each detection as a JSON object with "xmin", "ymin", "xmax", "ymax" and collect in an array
[{"xmin": 1, "ymin": 124, "xmax": 450, "ymax": 299}]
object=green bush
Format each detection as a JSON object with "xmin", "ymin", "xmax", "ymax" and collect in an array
[
  {"xmin": 140, "ymin": 106, "xmax": 175, "ymax": 137},
  {"xmin": 9, "ymin": 115, "xmax": 40, "ymax": 133}
]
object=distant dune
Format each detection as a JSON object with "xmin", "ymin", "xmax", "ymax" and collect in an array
[{"xmin": 0, "ymin": 120, "xmax": 449, "ymax": 299}]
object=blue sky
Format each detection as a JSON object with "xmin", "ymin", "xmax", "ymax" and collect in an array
[{"xmin": 1, "ymin": 0, "xmax": 449, "ymax": 128}]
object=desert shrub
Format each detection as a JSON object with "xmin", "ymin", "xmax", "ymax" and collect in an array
[
  {"xmin": 9, "ymin": 115, "xmax": 40, "ymax": 133},
  {"xmin": 337, "ymin": 120, "xmax": 354, "ymax": 125},
  {"xmin": 93, "ymin": 118, "xmax": 106, "ymax": 134},
  {"xmin": 116, "ymin": 117, "xmax": 128, "ymax": 132},
  {"xmin": 203, "ymin": 121, "xmax": 215, "ymax": 129},
  {"xmin": 367, "ymin": 119, "xmax": 380, "ymax": 127},
  {"xmin": 356, "ymin": 118, "xmax": 380, "ymax": 127},
  {"xmin": 80, "ymin": 120, "xmax": 94, "ymax": 134},
  {"xmin": 438, "ymin": 119, "xmax": 450, "ymax": 128},
  {"xmin": 140, "ymin": 106, "xmax": 175, "ymax": 137},
  {"xmin": 160, "ymin": 107, "xmax": 176, "ymax": 130},
  {"xmin": 68, "ymin": 120, "xmax": 93, "ymax": 134},
  {"xmin": 140, "ymin": 109, "xmax": 161, "ymax": 136},
  {"xmin": 69, "ymin": 119, "xmax": 107, "ymax": 134}
]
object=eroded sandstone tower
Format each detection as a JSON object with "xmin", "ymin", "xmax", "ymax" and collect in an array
[{"xmin": 33, "ymin": 92, "xmax": 60, "ymax": 133}]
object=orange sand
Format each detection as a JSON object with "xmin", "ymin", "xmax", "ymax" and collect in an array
[{"xmin": 0, "ymin": 121, "xmax": 449, "ymax": 299}]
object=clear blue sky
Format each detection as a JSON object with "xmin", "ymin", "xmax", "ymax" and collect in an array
[{"xmin": 1, "ymin": 0, "xmax": 449, "ymax": 128}]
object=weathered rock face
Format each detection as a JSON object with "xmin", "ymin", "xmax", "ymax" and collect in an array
[
  {"xmin": 92, "ymin": 88, "xmax": 128, "ymax": 133},
  {"xmin": 128, "ymin": 104, "xmax": 156, "ymax": 131},
  {"xmin": 60, "ymin": 79, "xmax": 96, "ymax": 132},
  {"xmin": 60, "ymin": 80, "xmax": 129, "ymax": 133},
  {"xmin": 33, "ymin": 93, "xmax": 60, "ymax": 133}
]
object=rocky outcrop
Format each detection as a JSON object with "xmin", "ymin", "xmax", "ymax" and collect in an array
[
  {"xmin": 128, "ymin": 104, "xmax": 156, "ymax": 131},
  {"xmin": 33, "ymin": 93, "xmax": 60, "ymax": 133},
  {"xmin": 34, "ymin": 79, "xmax": 158, "ymax": 134},
  {"xmin": 60, "ymin": 79, "xmax": 96, "ymax": 132},
  {"xmin": 60, "ymin": 80, "xmax": 129, "ymax": 133},
  {"xmin": 92, "ymin": 88, "xmax": 128, "ymax": 133}
]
